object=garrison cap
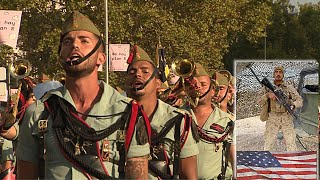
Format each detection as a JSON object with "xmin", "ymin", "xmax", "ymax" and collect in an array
[
  {"xmin": 61, "ymin": 11, "xmax": 101, "ymax": 37},
  {"xmin": 127, "ymin": 45, "xmax": 156, "ymax": 67},
  {"xmin": 193, "ymin": 63, "xmax": 209, "ymax": 77},
  {"xmin": 230, "ymin": 76, "xmax": 236, "ymax": 87},
  {"xmin": 160, "ymin": 82, "xmax": 168, "ymax": 89},
  {"xmin": 213, "ymin": 70, "xmax": 232, "ymax": 86}
]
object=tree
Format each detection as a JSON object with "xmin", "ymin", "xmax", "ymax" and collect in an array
[
  {"xmin": 1, "ymin": 0, "xmax": 272, "ymax": 88},
  {"xmin": 224, "ymin": 0, "xmax": 320, "ymax": 72}
]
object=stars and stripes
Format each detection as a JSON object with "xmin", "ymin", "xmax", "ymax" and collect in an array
[{"xmin": 237, "ymin": 151, "xmax": 318, "ymax": 180}]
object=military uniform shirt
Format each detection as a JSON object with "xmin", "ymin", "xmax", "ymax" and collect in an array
[
  {"xmin": 149, "ymin": 100, "xmax": 199, "ymax": 179},
  {"xmin": 16, "ymin": 82, "xmax": 150, "ymax": 179},
  {"xmin": 192, "ymin": 106, "xmax": 234, "ymax": 179}
]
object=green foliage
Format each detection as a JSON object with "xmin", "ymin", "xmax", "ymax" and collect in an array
[
  {"xmin": 224, "ymin": 1, "xmax": 320, "ymax": 72},
  {"xmin": 1, "ymin": 0, "xmax": 272, "ymax": 88}
]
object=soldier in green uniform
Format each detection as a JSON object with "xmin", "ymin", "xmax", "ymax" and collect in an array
[
  {"xmin": 0, "ymin": 76, "xmax": 36, "ymax": 179},
  {"xmin": 212, "ymin": 70, "xmax": 236, "ymax": 178},
  {"xmin": 125, "ymin": 45, "xmax": 199, "ymax": 179},
  {"xmin": 212, "ymin": 70, "xmax": 235, "ymax": 117},
  {"xmin": 257, "ymin": 66, "xmax": 303, "ymax": 151},
  {"xmin": 187, "ymin": 63, "xmax": 234, "ymax": 179},
  {"xmin": 0, "ymin": 138, "xmax": 15, "ymax": 178},
  {"xmin": 16, "ymin": 11, "xmax": 150, "ymax": 179}
]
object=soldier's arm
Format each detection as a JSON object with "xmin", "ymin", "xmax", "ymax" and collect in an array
[
  {"xmin": 16, "ymin": 160, "xmax": 39, "ymax": 179},
  {"xmin": 16, "ymin": 103, "xmax": 40, "ymax": 179},
  {"xmin": 229, "ymin": 144, "xmax": 236, "ymax": 178},
  {"xmin": 288, "ymin": 85, "xmax": 303, "ymax": 109},
  {"xmin": 179, "ymin": 155, "xmax": 197, "ymax": 179},
  {"xmin": 0, "ymin": 125, "xmax": 18, "ymax": 140},
  {"xmin": 125, "ymin": 155, "xmax": 148, "ymax": 179}
]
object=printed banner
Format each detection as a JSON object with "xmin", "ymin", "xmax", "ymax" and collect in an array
[
  {"xmin": 109, "ymin": 44, "xmax": 130, "ymax": 71},
  {"xmin": 0, "ymin": 10, "xmax": 22, "ymax": 48}
]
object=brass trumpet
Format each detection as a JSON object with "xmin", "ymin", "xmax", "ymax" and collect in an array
[
  {"xmin": 0, "ymin": 59, "xmax": 32, "ymax": 130},
  {"xmin": 171, "ymin": 57, "xmax": 195, "ymax": 78},
  {"xmin": 9, "ymin": 59, "xmax": 32, "ymax": 79},
  {"xmin": 159, "ymin": 57, "xmax": 200, "ymax": 107}
]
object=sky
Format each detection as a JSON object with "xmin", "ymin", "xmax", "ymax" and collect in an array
[{"xmin": 290, "ymin": 0, "xmax": 319, "ymax": 6}]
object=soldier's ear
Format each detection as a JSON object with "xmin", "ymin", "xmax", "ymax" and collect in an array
[
  {"xmin": 97, "ymin": 52, "xmax": 106, "ymax": 66},
  {"xmin": 156, "ymin": 79, "xmax": 162, "ymax": 89}
]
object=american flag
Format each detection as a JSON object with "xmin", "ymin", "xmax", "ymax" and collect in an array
[{"xmin": 237, "ymin": 151, "xmax": 318, "ymax": 180}]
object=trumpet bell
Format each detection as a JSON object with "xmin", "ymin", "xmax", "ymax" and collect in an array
[
  {"xmin": 9, "ymin": 59, "xmax": 32, "ymax": 79},
  {"xmin": 171, "ymin": 58, "xmax": 195, "ymax": 78}
]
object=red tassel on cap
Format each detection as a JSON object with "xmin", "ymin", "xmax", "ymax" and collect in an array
[
  {"xmin": 127, "ymin": 52, "xmax": 133, "ymax": 64},
  {"xmin": 127, "ymin": 45, "xmax": 137, "ymax": 64}
]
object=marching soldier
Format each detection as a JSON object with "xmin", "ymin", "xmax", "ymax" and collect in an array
[
  {"xmin": 257, "ymin": 66, "xmax": 303, "ymax": 151},
  {"xmin": 0, "ymin": 76, "xmax": 36, "ymax": 179},
  {"xmin": 125, "ymin": 45, "xmax": 199, "ymax": 179},
  {"xmin": 212, "ymin": 71, "xmax": 233, "ymax": 114},
  {"xmin": 16, "ymin": 11, "xmax": 150, "ymax": 179},
  {"xmin": 187, "ymin": 63, "xmax": 235, "ymax": 179}
]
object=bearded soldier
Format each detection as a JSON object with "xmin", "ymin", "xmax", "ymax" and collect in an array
[
  {"xmin": 16, "ymin": 11, "xmax": 150, "ymax": 179},
  {"xmin": 257, "ymin": 66, "xmax": 302, "ymax": 151},
  {"xmin": 125, "ymin": 45, "xmax": 199, "ymax": 179},
  {"xmin": 186, "ymin": 63, "xmax": 235, "ymax": 179}
]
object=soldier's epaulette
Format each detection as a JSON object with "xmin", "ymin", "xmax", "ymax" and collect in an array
[{"xmin": 120, "ymin": 97, "xmax": 133, "ymax": 104}]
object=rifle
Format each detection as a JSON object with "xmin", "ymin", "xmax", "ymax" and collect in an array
[{"xmin": 247, "ymin": 64, "xmax": 299, "ymax": 121}]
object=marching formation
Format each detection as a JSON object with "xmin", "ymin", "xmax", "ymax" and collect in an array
[{"xmin": 0, "ymin": 11, "xmax": 237, "ymax": 179}]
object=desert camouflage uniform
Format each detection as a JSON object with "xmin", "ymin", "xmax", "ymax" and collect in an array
[{"xmin": 258, "ymin": 82, "xmax": 303, "ymax": 151}]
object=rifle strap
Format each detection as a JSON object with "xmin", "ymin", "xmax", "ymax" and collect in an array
[
  {"xmin": 172, "ymin": 118, "xmax": 182, "ymax": 179},
  {"xmin": 218, "ymin": 141, "xmax": 231, "ymax": 180}
]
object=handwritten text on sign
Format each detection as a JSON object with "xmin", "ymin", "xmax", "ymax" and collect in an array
[
  {"xmin": 0, "ymin": 10, "xmax": 22, "ymax": 48},
  {"xmin": 109, "ymin": 44, "xmax": 130, "ymax": 71}
]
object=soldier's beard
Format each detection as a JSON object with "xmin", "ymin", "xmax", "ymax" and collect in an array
[{"xmin": 62, "ymin": 57, "xmax": 96, "ymax": 78}]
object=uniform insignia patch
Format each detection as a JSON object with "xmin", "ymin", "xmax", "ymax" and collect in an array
[
  {"xmin": 101, "ymin": 140, "xmax": 110, "ymax": 161},
  {"xmin": 38, "ymin": 119, "xmax": 48, "ymax": 133}
]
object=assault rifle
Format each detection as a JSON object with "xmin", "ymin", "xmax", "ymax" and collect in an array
[{"xmin": 247, "ymin": 64, "xmax": 299, "ymax": 121}]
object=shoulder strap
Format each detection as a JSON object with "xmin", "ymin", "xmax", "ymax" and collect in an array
[
  {"xmin": 119, "ymin": 100, "xmax": 151, "ymax": 178},
  {"xmin": 125, "ymin": 100, "xmax": 151, "ymax": 152},
  {"xmin": 37, "ymin": 99, "xmax": 52, "ymax": 180},
  {"xmin": 172, "ymin": 117, "xmax": 182, "ymax": 179}
]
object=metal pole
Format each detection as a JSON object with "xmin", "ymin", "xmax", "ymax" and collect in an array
[
  {"xmin": 264, "ymin": 27, "xmax": 267, "ymax": 60},
  {"xmin": 105, "ymin": 0, "xmax": 109, "ymax": 84}
]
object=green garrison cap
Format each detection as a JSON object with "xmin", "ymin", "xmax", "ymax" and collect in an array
[
  {"xmin": 127, "ymin": 45, "xmax": 156, "ymax": 67},
  {"xmin": 193, "ymin": 63, "xmax": 209, "ymax": 77},
  {"xmin": 213, "ymin": 71, "xmax": 229, "ymax": 86},
  {"xmin": 61, "ymin": 11, "xmax": 101, "ymax": 37}
]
